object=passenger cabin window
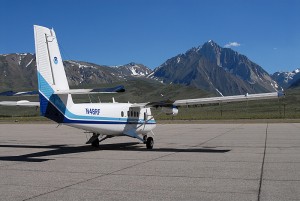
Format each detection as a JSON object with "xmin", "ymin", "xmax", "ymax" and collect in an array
[{"xmin": 127, "ymin": 110, "xmax": 140, "ymax": 118}]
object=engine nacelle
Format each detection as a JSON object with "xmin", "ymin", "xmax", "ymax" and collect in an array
[{"xmin": 162, "ymin": 107, "xmax": 179, "ymax": 116}]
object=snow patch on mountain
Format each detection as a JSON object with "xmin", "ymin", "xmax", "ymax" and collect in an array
[
  {"xmin": 215, "ymin": 88, "xmax": 223, "ymax": 96},
  {"xmin": 129, "ymin": 66, "xmax": 139, "ymax": 76},
  {"xmin": 26, "ymin": 58, "xmax": 34, "ymax": 68},
  {"xmin": 116, "ymin": 63, "xmax": 151, "ymax": 77},
  {"xmin": 68, "ymin": 61, "xmax": 96, "ymax": 69}
]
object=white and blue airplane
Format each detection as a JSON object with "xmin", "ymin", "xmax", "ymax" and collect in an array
[{"xmin": 0, "ymin": 25, "xmax": 284, "ymax": 149}]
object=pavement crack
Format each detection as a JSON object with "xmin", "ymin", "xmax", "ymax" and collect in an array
[
  {"xmin": 192, "ymin": 125, "xmax": 243, "ymax": 148},
  {"xmin": 257, "ymin": 123, "xmax": 268, "ymax": 201}
]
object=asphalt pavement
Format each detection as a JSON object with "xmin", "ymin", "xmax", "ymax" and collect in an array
[{"xmin": 0, "ymin": 123, "xmax": 299, "ymax": 201}]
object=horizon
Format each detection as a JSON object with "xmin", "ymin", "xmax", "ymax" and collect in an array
[{"xmin": 1, "ymin": 0, "xmax": 299, "ymax": 74}]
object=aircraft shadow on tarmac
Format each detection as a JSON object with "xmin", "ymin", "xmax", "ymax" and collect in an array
[{"xmin": 0, "ymin": 143, "xmax": 230, "ymax": 162}]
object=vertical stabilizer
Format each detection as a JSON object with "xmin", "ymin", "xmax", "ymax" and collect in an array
[
  {"xmin": 34, "ymin": 25, "xmax": 73, "ymax": 122},
  {"xmin": 34, "ymin": 25, "xmax": 69, "ymax": 91}
]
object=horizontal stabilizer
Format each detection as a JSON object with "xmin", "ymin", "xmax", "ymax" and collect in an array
[
  {"xmin": 0, "ymin": 100, "xmax": 40, "ymax": 107},
  {"xmin": 54, "ymin": 85, "xmax": 125, "ymax": 95},
  {"xmin": 0, "ymin": 90, "xmax": 38, "ymax": 96}
]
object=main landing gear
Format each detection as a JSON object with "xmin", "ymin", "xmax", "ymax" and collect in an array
[
  {"xmin": 87, "ymin": 133, "xmax": 154, "ymax": 149},
  {"xmin": 143, "ymin": 135, "xmax": 154, "ymax": 149},
  {"xmin": 86, "ymin": 133, "xmax": 112, "ymax": 148}
]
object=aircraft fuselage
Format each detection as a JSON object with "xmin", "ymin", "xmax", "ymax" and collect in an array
[{"xmin": 61, "ymin": 102, "xmax": 156, "ymax": 136}]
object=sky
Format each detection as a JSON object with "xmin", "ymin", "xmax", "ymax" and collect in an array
[{"xmin": 0, "ymin": 0, "xmax": 299, "ymax": 73}]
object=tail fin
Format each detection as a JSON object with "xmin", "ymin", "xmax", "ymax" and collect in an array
[
  {"xmin": 34, "ymin": 25, "xmax": 69, "ymax": 91},
  {"xmin": 34, "ymin": 25, "xmax": 73, "ymax": 122}
]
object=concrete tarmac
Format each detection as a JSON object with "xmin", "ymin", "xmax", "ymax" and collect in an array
[{"xmin": 0, "ymin": 123, "xmax": 299, "ymax": 201}]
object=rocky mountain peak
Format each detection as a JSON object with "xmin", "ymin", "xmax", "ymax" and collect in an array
[
  {"xmin": 117, "ymin": 62, "xmax": 151, "ymax": 77},
  {"xmin": 204, "ymin": 40, "xmax": 218, "ymax": 47},
  {"xmin": 199, "ymin": 40, "xmax": 223, "ymax": 67},
  {"xmin": 271, "ymin": 68, "xmax": 300, "ymax": 89},
  {"xmin": 127, "ymin": 62, "xmax": 137, "ymax": 66},
  {"xmin": 150, "ymin": 41, "xmax": 278, "ymax": 95}
]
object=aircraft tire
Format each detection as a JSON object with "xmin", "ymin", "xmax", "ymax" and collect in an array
[{"xmin": 146, "ymin": 137, "xmax": 154, "ymax": 149}]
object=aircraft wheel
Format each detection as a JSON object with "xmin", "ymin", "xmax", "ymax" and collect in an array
[
  {"xmin": 91, "ymin": 138, "xmax": 100, "ymax": 148},
  {"xmin": 146, "ymin": 137, "xmax": 154, "ymax": 149}
]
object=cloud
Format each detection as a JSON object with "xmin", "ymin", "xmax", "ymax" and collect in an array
[{"xmin": 224, "ymin": 42, "xmax": 241, "ymax": 48}]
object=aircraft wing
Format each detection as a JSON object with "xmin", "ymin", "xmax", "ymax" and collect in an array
[
  {"xmin": 173, "ymin": 91, "xmax": 284, "ymax": 106},
  {"xmin": 0, "ymin": 100, "xmax": 40, "ymax": 107},
  {"xmin": 133, "ymin": 91, "xmax": 284, "ymax": 108}
]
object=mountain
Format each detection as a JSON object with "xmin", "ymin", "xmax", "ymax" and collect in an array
[
  {"xmin": 64, "ymin": 60, "xmax": 150, "ymax": 86},
  {"xmin": 1, "ymin": 44, "xmax": 279, "ymax": 96},
  {"xmin": 0, "ymin": 53, "xmax": 37, "ymax": 91},
  {"xmin": 0, "ymin": 53, "xmax": 211, "ymax": 105},
  {"xmin": 149, "ymin": 40, "xmax": 278, "ymax": 95},
  {"xmin": 0, "ymin": 53, "xmax": 151, "ymax": 90},
  {"xmin": 271, "ymin": 68, "xmax": 300, "ymax": 89}
]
